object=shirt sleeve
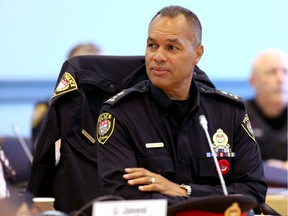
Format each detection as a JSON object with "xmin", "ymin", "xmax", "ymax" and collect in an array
[
  {"xmin": 189, "ymin": 109, "xmax": 267, "ymax": 204},
  {"xmin": 96, "ymin": 108, "xmax": 190, "ymax": 204}
]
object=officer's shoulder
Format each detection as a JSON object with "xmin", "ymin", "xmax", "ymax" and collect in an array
[
  {"xmin": 104, "ymin": 80, "xmax": 148, "ymax": 106},
  {"xmin": 196, "ymin": 82, "xmax": 244, "ymax": 107}
]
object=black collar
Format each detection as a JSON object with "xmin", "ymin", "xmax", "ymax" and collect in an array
[{"xmin": 147, "ymin": 79, "xmax": 200, "ymax": 113}]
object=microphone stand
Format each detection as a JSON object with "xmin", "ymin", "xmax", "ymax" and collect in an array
[
  {"xmin": 199, "ymin": 115, "xmax": 228, "ymax": 196},
  {"xmin": 12, "ymin": 125, "xmax": 33, "ymax": 163}
]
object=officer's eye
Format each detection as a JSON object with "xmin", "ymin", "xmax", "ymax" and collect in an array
[
  {"xmin": 168, "ymin": 45, "xmax": 179, "ymax": 51},
  {"xmin": 147, "ymin": 43, "xmax": 156, "ymax": 48}
]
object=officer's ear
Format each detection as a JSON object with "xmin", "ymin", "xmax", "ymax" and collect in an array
[{"xmin": 193, "ymin": 45, "xmax": 204, "ymax": 65}]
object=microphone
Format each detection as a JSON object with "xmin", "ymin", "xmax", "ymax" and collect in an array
[
  {"xmin": 199, "ymin": 115, "xmax": 228, "ymax": 196},
  {"xmin": 12, "ymin": 124, "xmax": 33, "ymax": 163}
]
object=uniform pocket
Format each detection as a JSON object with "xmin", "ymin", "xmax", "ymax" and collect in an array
[
  {"xmin": 199, "ymin": 157, "xmax": 231, "ymax": 177},
  {"xmin": 136, "ymin": 155, "xmax": 175, "ymax": 177},
  {"xmin": 65, "ymin": 132, "xmax": 98, "ymax": 165}
]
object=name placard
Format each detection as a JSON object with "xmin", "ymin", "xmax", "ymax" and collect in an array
[{"xmin": 92, "ymin": 199, "xmax": 167, "ymax": 216}]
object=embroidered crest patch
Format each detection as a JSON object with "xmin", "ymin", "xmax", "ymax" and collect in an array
[
  {"xmin": 52, "ymin": 72, "xmax": 78, "ymax": 98},
  {"xmin": 241, "ymin": 114, "xmax": 256, "ymax": 142},
  {"xmin": 97, "ymin": 112, "xmax": 115, "ymax": 144}
]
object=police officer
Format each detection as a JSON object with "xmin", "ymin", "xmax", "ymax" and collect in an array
[{"xmin": 96, "ymin": 5, "xmax": 267, "ymax": 210}]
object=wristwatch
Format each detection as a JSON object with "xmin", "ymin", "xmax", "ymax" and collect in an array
[{"xmin": 180, "ymin": 184, "xmax": 192, "ymax": 196}]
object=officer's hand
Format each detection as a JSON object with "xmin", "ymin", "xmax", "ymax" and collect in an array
[{"xmin": 123, "ymin": 167, "xmax": 187, "ymax": 197}]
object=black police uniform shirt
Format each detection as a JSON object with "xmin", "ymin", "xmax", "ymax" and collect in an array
[
  {"xmin": 244, "ymin": 99, "xmax": 287, "ymax": 161},
  {"xmin": 96, "ymin": 79, "xmax": 267, "ymax": 205}
]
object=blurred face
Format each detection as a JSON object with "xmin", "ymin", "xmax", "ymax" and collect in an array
[
  {"xmin": 250, "ymin": 51, "xmax": 288, "ymax": 103},
  {"xmin": 145, "ymin": 14, "xmax": 203, "ymax": 100}
]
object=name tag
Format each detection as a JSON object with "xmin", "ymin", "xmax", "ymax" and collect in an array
[
  {"xmin": 92, "ymin": 199, "xmax": 167, "ymax": 216},
  {"xmin": 145, "ymin": 142, "xmax": 164, "ymax": 148}
]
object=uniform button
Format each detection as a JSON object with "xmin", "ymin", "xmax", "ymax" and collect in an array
[
  {"xmin": 180, "ymin": 158, "xmax": 185, "ymax": 163},
  {"xmin": 200, "ymin": 87, "xmax": 205, "ymax": 91},
  {"xmin": 109, "ymin": 83, "xmax": 115, "ymax": 89},
  {"xmin": 141, "ymin": 85, "xmax": 147, "ymax": 90}
]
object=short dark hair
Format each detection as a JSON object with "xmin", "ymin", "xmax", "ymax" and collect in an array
[{"xmin": 150, "ymin": 5, "xmax": 202, "ymax": 46}]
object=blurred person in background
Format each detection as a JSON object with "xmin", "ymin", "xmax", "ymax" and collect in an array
[
  {"xmin": 244, "ymin": 48, "xmax": 288, "ymax": 170},
  {"xmin": 67, "ymin": 42, "xmax": 103, "ymax": 58},
  {"xmin": 31, "ymin": 42, "xmax": 103, "ymax": 146}
]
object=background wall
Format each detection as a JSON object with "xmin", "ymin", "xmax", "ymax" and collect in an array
[{"xmin": 0, "ymin": 0, "xmax": 287, "ymax": 138}]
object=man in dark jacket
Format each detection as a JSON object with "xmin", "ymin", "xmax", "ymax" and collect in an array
[
  {"xmin": 245, "ymin": 48, "xmax": 287, "ymax": 168},
  {"xmin": 96, "ymin": 5, "xmax": 267, "ymax": 209}
]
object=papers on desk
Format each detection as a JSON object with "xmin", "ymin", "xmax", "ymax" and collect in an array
[{"xmin": 263, "ymin": 162, "xmax": 288, "ymax": 187}]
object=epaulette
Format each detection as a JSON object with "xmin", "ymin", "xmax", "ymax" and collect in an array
[
  {"xmin": 197, "ymin": 82, "xmax": 244, "ymax": 107},
  {"xmin": 104, "ymin": 81, "xmax": 148, "ymax": 106}
]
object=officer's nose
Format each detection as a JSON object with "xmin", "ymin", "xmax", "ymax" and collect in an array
[{"xmin": 153, "ymin": 48, "xmax": 167, "ymax": 63}]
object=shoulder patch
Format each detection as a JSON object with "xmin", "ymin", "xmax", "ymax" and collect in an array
[
  {"xmin": 97, "ymin": 112, "xmax": 115, "ymax": 145},
  {"xmin": 52, "ymin": 72, "xmax": 78, "ymax": 98},
  {"xmin": 241, "ymin": 114, "xmax": 256, "ymax": 143}
]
